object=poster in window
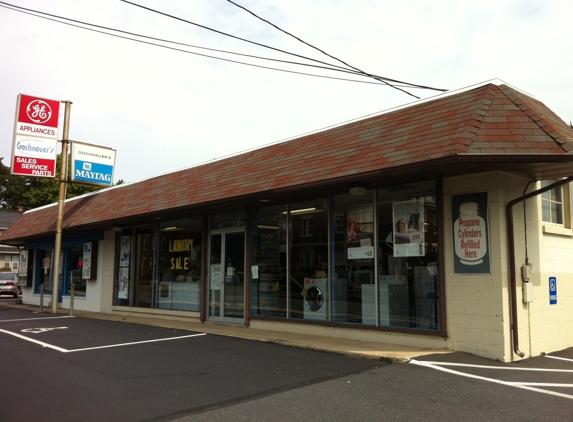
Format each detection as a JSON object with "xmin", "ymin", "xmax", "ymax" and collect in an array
[
  {"xmin": 18, "ymin": 250, "xmax": 28, "ymax": 277},
  {"xmin": 392, "ymin": 199, "xmax": 425, "ymax": 257},
  {"xmin": 210, "ymin": 264, "xmax": 222, "ymax": 290},
  {"xmin": 452, "ymin": 192, "xmax": 490, "ymax": 273},
  {"xmin": 120, "ymin": 236, "xmax": 131, "ymax": 267},
  {"xmin": 117, "ymin": 267, "xmax": 129, "ymax": 299},
  {"xmin": 347, "ymin": 206, "xmax": 374, "ymax": 260},
  {"xmin": 82, "ymin": 242, "xmax": 92, "ymax": 280}
]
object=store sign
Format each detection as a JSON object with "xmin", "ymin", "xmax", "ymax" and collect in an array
[
  {"xmin": 11, "ymin": 94, "xmax": 60, "ymax": 178},
  {"xmin": 452, "ymin": 192, "xmax": 490, "ymax": 274},
  {"xmin": 71, "ymin": 141, "xmax": 116, "ymax": 186}
]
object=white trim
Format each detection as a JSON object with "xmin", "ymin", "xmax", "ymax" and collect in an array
[{"xmin": 542, "ymin": 225, "xmax": 573, "ymax": 237}]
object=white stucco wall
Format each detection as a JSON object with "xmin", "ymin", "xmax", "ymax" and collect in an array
[
  {"xmin": 529, "ymin": 183, "xmax": 573, "ymax": 356},
  {"xmin": 444, "ymin": 172, "xmax": 573, "ymax": 362},
  {"xmin": 443, "ymin": 172, "xmax": 512, "ymax": 361}
]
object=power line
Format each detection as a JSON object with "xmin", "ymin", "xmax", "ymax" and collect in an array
[
  {"xmin": 226, "ymin": 0, "xmax": 447, "ymax": 97},
  {"xmin": 119, "ymin": 0, "xmax": 446, "ymax": 96},
  {"xmin": 0, "ymin": 1, "xmax": 420, "ymax": 88}
]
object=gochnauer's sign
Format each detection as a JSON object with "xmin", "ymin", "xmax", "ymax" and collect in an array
[{"xmin": 71, "ymin": 141, "xmax": 116, "ymax": 186}]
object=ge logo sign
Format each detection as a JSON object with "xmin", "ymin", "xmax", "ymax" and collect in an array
[{"xmin": 26, "ymin": 99, "xmax": 53, "ymax": 124}]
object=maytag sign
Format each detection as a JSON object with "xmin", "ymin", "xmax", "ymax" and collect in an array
[
  {"xmin": 11, "ymin": 94, "xmax": 60, "ymax": 178},
  {"xmin": 71, "ymin": 141, "xmax": 116, "ymax": 186}
]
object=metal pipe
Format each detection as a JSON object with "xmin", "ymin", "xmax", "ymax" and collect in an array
[
  {"xmin": 506, "ymin": 176, "xmax": 573, "ymax": 358},
  {"xmin": 70, "ymin": 283, "xmax": 75, "ymax": 316},
  {"xmin": 51, "ymin": 100, "xmax": 72, "ymax": 314},
  {"xmin": 40, "ymin": 283, "xmax": 44, "ymax": 312}
]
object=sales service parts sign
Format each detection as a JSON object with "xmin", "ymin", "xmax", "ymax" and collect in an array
[
  {"xmin": 11, "ymin": 94, "xmax": 60, "ymax": 178},
  {"xmin": 71, "ymin": 141, "xmax": 116, "ymax": 186}
]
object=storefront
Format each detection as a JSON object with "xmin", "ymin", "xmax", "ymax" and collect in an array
[
  {"xmin": 104, "ymin": 181, "xmax": 440, "ymax": 333},
  {"xmin": 3, "ymin": 81, "xmax": 573, "ymax": 362}
]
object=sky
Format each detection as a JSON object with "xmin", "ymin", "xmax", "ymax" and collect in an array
[{"xmin": 1, "ymin": 0, "xmax": 572, "ymax": 184}]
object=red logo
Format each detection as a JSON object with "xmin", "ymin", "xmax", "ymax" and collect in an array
[
  {"xmin": 26, "ymin": 99, "xmax": 52, "ymax": 124},
  {"xmin": 17, "ymin": 94, "xmax": 60, "ymax": 128}
]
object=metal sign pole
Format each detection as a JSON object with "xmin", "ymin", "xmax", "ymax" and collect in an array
[{"xmin": 51, "ymin": 100, "xmax": 72, "ymax": 314}]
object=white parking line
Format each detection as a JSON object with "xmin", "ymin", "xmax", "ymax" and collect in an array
[
  {"xmin": 66, "ymin": 333, "xmax": 207, "ymax": 353},
  {"xmin": 0, "ymin": 328, "xmax": 69, "ymax": 352},
  {"xmin": 414, "ymin": 361, "xmax": 573, "ymax": 373},
  {"xmin": 0, "ymin": 316, "xmax": 75, "ymax": 323},
  {"xmin": 0, "ymin": 327, "xmax": 207, "ymax": 353},
  {"xmin": 545, "ymin": 355, "xmax": 573, "ymax": 363},
  {"xmin": 410, "ymin": 359, "xmax": 573, "ymax": 400}
]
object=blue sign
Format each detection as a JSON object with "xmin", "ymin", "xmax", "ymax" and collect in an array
[
  {"xmin": 549, "ymin": 277, "xmax": 557, "ymax": 305},
  {"xmin": 73, "ymin": 160, "xmax": 114, "ymax": 186},
  {"xmin": 70, "ymin": 141, "xmax": 116, "ymax": 187}
]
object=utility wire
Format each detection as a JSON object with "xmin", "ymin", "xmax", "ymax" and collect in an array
[
  {"xmin": 119, "ymin": 0, "xmax": 444, "ymax": 96},
  {"xmin": 0, "ymin": 1, "xmax": 423, "ymax": 88},
  {"xmin": 0, "ymin": 2, "xmax": 415, "ymax": 87},
  {"xmin": 226, "ymin": 0, "xmax": 447, "ymax": 97}
]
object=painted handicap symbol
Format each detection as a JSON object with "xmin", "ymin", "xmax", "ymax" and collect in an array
[{"xmin": 21, "ymin": 327, "xmax": 68, "ymax": 334}]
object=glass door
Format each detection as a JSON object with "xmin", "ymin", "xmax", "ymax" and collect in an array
[{"xmin": 208, "ymin": 229, "xmax": 246, "ymax": 323}]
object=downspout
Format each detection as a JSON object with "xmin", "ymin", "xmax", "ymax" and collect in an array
[{"xmin": 506, "ymin": 176, "xmax": 573, "ymax": 358}]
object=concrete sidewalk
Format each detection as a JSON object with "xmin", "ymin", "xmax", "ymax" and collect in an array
[{"xmin": 3, "ymin": 302, "xmax": 451, "ymax": 363}]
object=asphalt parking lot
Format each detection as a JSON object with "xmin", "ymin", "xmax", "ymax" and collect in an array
[
  {"xmin": 1, "ymin": 304, "xmax": 572, "ymax": 422},
  {"xmin": 0, "ymin": 306, "xmax": 379, "ymax": 422}
]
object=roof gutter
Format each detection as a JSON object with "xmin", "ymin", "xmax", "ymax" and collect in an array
[{"xmin": 506, "ymin": 176, "xmax": 573, "ymax": 358}]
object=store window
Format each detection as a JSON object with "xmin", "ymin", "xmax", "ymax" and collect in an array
[
  {"xmin": 541, "ymin": 180, "xmax": 568, "ymax": 226},
  {"xmin": 251, "ymin": 205, "xmax": 288, "ymax": 317},
  {"xmin": 35, "ymin": 249, "xmax": 54, "ymax": 294},
  {"xmin": 330, "ymin": 190, "xmax": 376, "ymax": 325},
  {"xmin": 157, "ymin": 218, "xmax": 202, "ymax": 311},
  {"xmin": 377, "ymin": 181, "xmax": 440, "ymax": 331},
  {"xmin": 115, "ymin": 219, "xmax": 203, "ymax": 311},
  {"xmin": 288, "ymin": 199, "xmax": 329, "ymax": 320},
  {"xmin": 116, "ymin": 230, "xmax": 132, "ymax": 306},
  {"xmin": 65, "ymin": 246, "xmax": 85, "ymax": 296},
  {"xmin": 114, "ymin": 226, "xmax": 155, "ymax": 307}
]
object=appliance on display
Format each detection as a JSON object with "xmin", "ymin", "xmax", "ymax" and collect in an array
[
  {"xmin": 157, "ymin": 281, "xmax": 173, "ymax": 309},
  {"xmin": 303, "ymin": 278, "xmax": 327, "ymax": 321},
  {"xmin": 303, "ymin": 278, "xmax": 347, "ymax": 321},
  {"xmin": 157, "ymin": 280, "xmax": 200, "ymax": 311}
]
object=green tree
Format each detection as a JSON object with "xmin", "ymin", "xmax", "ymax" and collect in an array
[{"xmin": 0, "ymin": 156, "xmax": 124, "ymax": 211}]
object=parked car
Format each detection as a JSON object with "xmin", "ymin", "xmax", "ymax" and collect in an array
[{"xmin": 0, "ymin": 273, "xmax": 20, "ymax": 297}]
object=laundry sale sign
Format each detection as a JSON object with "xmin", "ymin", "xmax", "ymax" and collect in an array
[{"xmin": 452, "ymin": 192, "xmax": 490, "ymax": 274}]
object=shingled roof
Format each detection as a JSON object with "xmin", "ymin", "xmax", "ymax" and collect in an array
[{"xmin": 2, "ymin": 82, "xmax": 573, "ymax": 244}]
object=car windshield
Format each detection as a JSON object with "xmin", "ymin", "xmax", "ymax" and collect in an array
[{"xmin": 0, "ymin": 274, "xmax": 16, "ymax": 280}]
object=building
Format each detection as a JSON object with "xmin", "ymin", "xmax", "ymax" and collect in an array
[
  {"xmin": 1, "ymin": 80, "xmax": 572, "ymax": 362},
  {"xmin": 0, "ymin": 212, "xmax": 22, "ymax": 273}
]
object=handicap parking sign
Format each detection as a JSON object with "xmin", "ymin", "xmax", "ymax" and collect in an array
[{"xmin": 549, "ymin": 277, "xmax": 557, "ymax": 305}]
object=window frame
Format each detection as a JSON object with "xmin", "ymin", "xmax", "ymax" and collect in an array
[{"xmin": 540, "ymin": 180, "xmax": 570, "ymax": 228}]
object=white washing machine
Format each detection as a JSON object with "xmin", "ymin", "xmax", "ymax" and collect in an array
[
  {"xmin": 303, "ymin": 278, "xmax": 327, "ymax": 321},
  {"xmin": 157, "ymin": 281, "xmax": 173, "ymax": 309}
]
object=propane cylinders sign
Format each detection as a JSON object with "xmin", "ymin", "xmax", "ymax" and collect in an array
[
  {"xmin": 452, "ymin": 192, "xmax": 491, "ymax": 274},
  {"xmin": 11, "ymin": 94, "xmax": 61, "ymax": 178}
]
